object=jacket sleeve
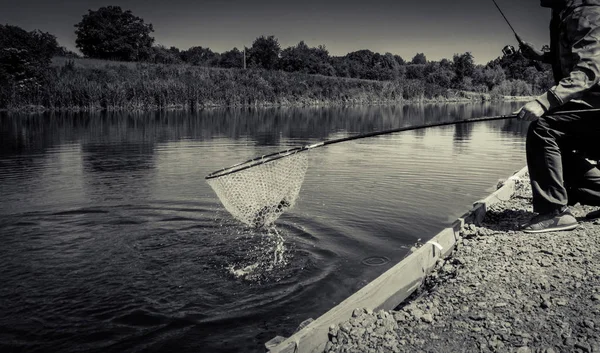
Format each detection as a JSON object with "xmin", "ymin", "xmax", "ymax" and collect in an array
[{"xmin": 536, "ymin": 6, "xmax": 600, "ymax": 111}]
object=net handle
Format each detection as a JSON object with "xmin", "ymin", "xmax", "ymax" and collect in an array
[{"xmin": 205, "ymin": 108, "xmax": 600, "ymax": 180}]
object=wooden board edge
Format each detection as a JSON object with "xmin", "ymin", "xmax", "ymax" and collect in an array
[
  {"xmin": 266, "ymin": 166, "xmax": 528, "ymax": 353},
  {"xmin": 267, "ymin": 227, "xmax": 457, "ymax": 353}
]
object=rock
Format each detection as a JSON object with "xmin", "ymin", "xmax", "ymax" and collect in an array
[
  {"xmin": 349, "ymin": 327, "xmax": 366, "ymax": 339},
  {"xmin": 454, "ymin": 257, "xmax": 466, "ymax": 265},
  {"xmin": 411, "ymin": 308, "xmax": 425, "ymax": 321},
  {"xmin": 329, "ymin": 324, "xmax": 339, "ymax": 337},
  {"xmin": 348, "ymin": 317, "xmax": 358, "ymax": 327},
  {"xmin": 392, "ymin": 311, "xmax": 407, "ymax": 323},
  {"xmin": 516, "ymin": 347, "xmax": 531, "ymax": 353},
  {"xmin": 555, "ymin": 298, "xmax": 568, "ymax": 306},
  {"xmin": 541, "ymin": 300, "xmax": 551, "ymax": 309},
  {"xmin": 338, "ymin": 331, "xmax": 349, "ymax": 344},
  {"xmin": 584, "ymin": 320, "xmax": 595, "ymax": 329},
  {"xmin": 421, "ymin": 313, "xmax": 434, "ymax": 323},
  {"xmin": 377, "ymin": 310, "xmax": 390, "ymax": 320},
  {"xmin": 352, "ymin": 308, "xmax": 365, "ymax": 318},
  {"xmin": 592, "ymin": 294, "xmax": 600, "ymax": 302},
  {"xmin": 339, "ymin": 322, "xmax": 352, "ymax": 334},
  {"xmin": 469, "ymin": 313, "xmax": 487, "ymax": 321},
  {"xmin": 544, "ymin": 348, "xmax": 557, "ymax": 353},
  {"xmin": 383, "ymin": 318, "xmax": 398, "ymax": 331},
  {"xmin": 494, "ymin": 302, "xmax": 508, "ymax": 308},
  {"xmin": 564, "ymin": 337, "xmax": 575, "ymax": 346},
  {"xmin": 576, "ymin": 342, "xmax": 591, "ymax": 353},
  {"xmin": 516, "ymin": 332, "xmax": 532, "ymax": 339}
]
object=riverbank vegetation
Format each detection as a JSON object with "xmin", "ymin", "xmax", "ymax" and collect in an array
[{"xmin": 1, "ymin": 6, "xmax": 554, "ymax": 111}]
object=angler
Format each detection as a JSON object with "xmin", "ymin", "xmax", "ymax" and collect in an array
[{"xmin": 515, "ymin": 0, "xmax": 600, "ymax": 233}]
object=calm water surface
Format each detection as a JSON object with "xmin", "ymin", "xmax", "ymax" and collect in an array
[{"xmin": 0, "ymin": 103, "xmax": 529, "ymax": 352}]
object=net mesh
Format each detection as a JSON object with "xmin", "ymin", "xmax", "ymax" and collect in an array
[{"xmin": 207, "ymin": 151, "xmax": 309, "ymax": 228}]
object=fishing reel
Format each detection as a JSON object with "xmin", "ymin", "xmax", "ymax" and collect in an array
[{"xmin": 502, "ymin": 44, "xmax": 517, "ymax": 56}]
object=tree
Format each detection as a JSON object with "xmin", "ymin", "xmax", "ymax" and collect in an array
[
  {"xmin": 394, "ymin": 55, "xmax": 406, "ymax": 66},
  {"xmin": 150, "ymin": 45, "xmax": 183, "ymax": 64},
  {"xmin": 332, "ymin": 50, "xmax": 401, "ymax": 80},
  {"xmin": 278, "ymin": 41, "xmax": 333, "ymax": 75},
  {"xmin": 74, "ymin": 6, "xmax": 154, "ymax": 61},
  {"xmin": 376, "ymin": 53, "xmax": 401, "ymax": 80},
  {"xmin": 411, "ymin": 53, "xmax": 427, "ymax": 65},
  {"xmin": 405, "ymin": 64, "xmax": 425, "ymax": 80},
  {"xmin": 218, "ymin": 48, "xmax": 244, "ymax": 68},
  {"xmin": 453, "ymin": 52, "xmax": 475, "ymax": 84},
  {"xmin": 0, "ymin": 24, "xmax": 59, "ymax": 82},
  {"xmin": 247, "ymin": 35, "xmax": 281, "ymax": 69},
  {"xmin": 181, "ymin": 46, "xmax": 218, "ymax": 66},
  {"xmin": 489, "ymin": 52, "xmax": 531, "ymax": 81},
  {"xmin": 473, "ymin": 65, "xmax": 506, "ymax": 90},
  {"xmin": 425, "ymin": 62, "xmax": 455, "ymax": 88}
]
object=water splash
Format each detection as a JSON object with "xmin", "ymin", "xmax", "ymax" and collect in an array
[{"xmin": 227, "ymin": 227, "xmax": 290, "ymax": 282}]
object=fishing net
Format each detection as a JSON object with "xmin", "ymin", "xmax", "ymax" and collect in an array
[{"xmin": 206, "ymin": 149, "xmax": 309, "ymax": 228}]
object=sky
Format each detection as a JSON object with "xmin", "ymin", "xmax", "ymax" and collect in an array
[{"xmin": 0, "ymin": 0, "xmax": 552, "ymax": 64}]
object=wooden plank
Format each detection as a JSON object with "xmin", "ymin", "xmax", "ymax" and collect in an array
[
  {"xmin": 268, "ymin": 227, "xmax": 457, "ymax": 353},
  {"xmin": 267, "ymin": 166, "xmax": 529, "ymax": 353},
  {"xmin": 470, "ymin": 166, "xmax": 528, "ymax": 225}
]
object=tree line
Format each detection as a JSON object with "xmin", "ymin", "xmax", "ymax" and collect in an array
[{"xmin": 1, "ymin": 5, "xmax": 556, "ymax": 110}]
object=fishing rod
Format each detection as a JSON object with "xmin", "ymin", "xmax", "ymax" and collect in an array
[
  {"xmin": 205, "ymin": 108, "xmax": 600, "ymax": 180},
  {"xmin": 491, "ymin": 0, "xmax": 521, "ymax": 42}
]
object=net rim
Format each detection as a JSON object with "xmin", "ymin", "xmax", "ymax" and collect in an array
[{"xmin": 205, "ymin": 146, "xmax": 307, "ymax": 180}]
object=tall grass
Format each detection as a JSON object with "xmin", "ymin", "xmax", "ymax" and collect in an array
[{"xmin": 2, "ymin": 57, "xmax": 488, "ymax": 111}]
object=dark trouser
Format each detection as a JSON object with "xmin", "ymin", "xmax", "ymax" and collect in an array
[{"xmin": 527, "ymin": 102, "xmax": 600, "ymax": 213}]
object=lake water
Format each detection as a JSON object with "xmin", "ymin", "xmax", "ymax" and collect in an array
[{"xmin": 0, "ymin": 102, "xmax": 529, "ymax": 353}]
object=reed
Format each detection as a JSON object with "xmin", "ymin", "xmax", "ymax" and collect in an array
[{"xmin": 2, "ymin": 57, "xmax": 487, "ymax": 112}]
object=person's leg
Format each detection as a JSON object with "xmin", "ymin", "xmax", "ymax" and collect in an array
[
  {"xmin": 526, "ymin": 114, "xmax": 570, "ymax": 213},
  {"xmin": 522, "ymin": 105, "xmax": 588, "ymax": 233}
]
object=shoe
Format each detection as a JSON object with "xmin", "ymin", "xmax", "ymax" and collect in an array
[
  {"xmin": 521, "ymin": 207, "xmax": 579, "ymax": 234},
  {"xmin": 586, "ymin": 209, "xmax": 600, "ymax": 220}
]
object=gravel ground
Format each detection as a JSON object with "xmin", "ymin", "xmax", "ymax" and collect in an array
[{"xmin": 326, "ymin": 175, "xmax": 600, "ymax": 353}]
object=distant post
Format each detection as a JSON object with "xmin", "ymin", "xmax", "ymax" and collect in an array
[{"xmin": 243, "ymin": 48, "xmax": 246, "ymax": 69}]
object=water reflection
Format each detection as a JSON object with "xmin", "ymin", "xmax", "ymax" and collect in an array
[
  {"xmin": 83, "ymin": 143, "xmax": 155, "ymax": 173},
  {"xmin": 0, "ymin": 101, "xmax": 526, "ymax": 151}
]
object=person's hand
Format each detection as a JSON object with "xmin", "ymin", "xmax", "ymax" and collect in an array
[
  {"xmin": 516, "ymin": 35, "xmax": 544, "ymax": 61},
  {"xmin": 514, "ymin": 100, "xmax": 546, "ymax": 121}
]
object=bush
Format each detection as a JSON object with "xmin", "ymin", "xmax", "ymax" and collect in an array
[
  {"xmin": 490, "ymin": 79, "xmax": 532, "ymax": 98},
  {"xmin": 0, "ymin": 24, "xmax": 59, "ymax": 108}
]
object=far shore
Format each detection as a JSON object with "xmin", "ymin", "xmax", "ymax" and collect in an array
[
  {"xmin": 1, "ymin": 57, "xmax": 539, "ymax": 114},
  {"xmin": 0, "ymin": 95, "xmax": 534, "ymax": 114}
]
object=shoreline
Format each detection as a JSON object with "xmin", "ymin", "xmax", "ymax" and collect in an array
[
  {"xmin": 0, "ymin": 95, "xmax": 533, "ymax": 114},
  {"xmin": 324, "ymin": 171, "xmax": 600, "ymax": 353}
]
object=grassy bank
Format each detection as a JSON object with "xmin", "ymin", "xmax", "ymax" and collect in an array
[{"xmin": 1, "ymin": 57, "xmax": 519, "ymax": 112}]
